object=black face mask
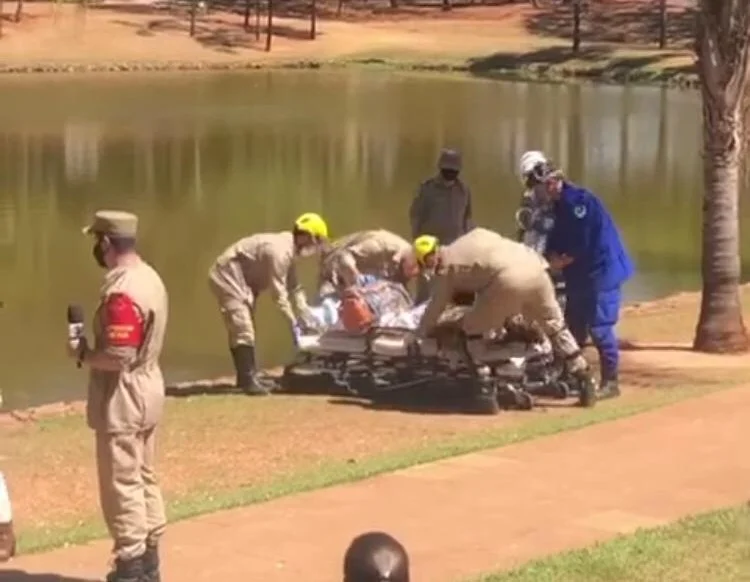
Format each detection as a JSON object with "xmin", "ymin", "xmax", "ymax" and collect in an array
[
  {"xmin": 92, "ymin": 240, "xmax": 107, "ymax": 269},
  {"xmin": 440, "ymin": 169, "xmax": 459, "ymax": 182}
]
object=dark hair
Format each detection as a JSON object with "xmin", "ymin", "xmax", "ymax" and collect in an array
[{"xmin": 343, "ymin": 532, "xmax": 409, "ymax": 582}]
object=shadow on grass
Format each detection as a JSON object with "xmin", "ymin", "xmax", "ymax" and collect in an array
[
  {"xmin": 101, "ymin": 6, "xmax": 316, "ymax": 53},
  {"xmin": 467, "ymin": 45, "xmax": 695, "ymax": 84},
  {"xmin": 525, "ymin": 1, "xmax": 696, "ymax": 48}
]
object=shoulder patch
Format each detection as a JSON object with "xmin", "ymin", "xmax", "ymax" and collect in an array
[{"xmin": 573, "ymin": 204, "xmax": 587, "ymax": 219}]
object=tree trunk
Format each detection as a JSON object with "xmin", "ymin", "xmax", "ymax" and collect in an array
[
  {"xmin": 14, "ymin": 0, "xmax": 22, "ymax": 23},
  {"xmin": 189, "ymin": 0, "xmax": 197, "ymax": 36},
  {"xmin": 572, "ymin": 0, "xmax": 581, "ymax": 54},
  {"xmin": 243, "ymin": 0, "xmax": 251, "ymax": 30},
  {"xmin": 265, "ymin": 0, "xmax": 273, "ymax": 51},
  {"xmin": 658, "ymin": 0, "xmax": 667, "ymax": 49},
  {"xmin": 693, "ymin": 0, "xmax": 750, "ymax": 353},
  {"xmin": 310, "ymin": 0, "xmax": 316, "ymax": 40},
  {"xmin": 255, "ymin": 0, "xmax": 260, "ymax": 40},
  {"xmin": 441, "ymin": 0, "xmax": 451, "ymax": 11}
]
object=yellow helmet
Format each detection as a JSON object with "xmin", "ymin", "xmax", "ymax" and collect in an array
[
  {"xmin": 413, "ymin": 235, "xmax": 439, "ymax": 264},
  {"xmin": 294, "ymin": 212, "xmax": 329, "ymax": 240}
]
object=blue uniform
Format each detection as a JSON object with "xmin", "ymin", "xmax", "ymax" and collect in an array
[{"xmin": 546, "ymin": 182, "xmax": 634, "ymax": 380}]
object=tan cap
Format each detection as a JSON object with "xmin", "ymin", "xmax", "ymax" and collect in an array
[
  {"xmin": 437, "ymin": 148, "xmax": 462, "ymax": 171},
  {"xmin": 82, "ymin": 210, "xmax": 138, "ymax": 238}
]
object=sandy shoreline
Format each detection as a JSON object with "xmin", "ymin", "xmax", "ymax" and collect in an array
[{"xmin": 0, "ymin": 2, "xmax": 696, "ymax": 86}]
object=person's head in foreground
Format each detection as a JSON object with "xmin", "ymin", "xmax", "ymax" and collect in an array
[
  {"xmin": 82, "ymin": 210, "xmax": 139, "ymax": 270},
  {"xmin": 412, "ymin": 234, "xmax": 440, "ymax": 275},
  {"xmin": 518, "ymin": 151, "xmax": 564, "ymax": 205},
  {"xmin": 343, "ymin": 531, "xmax": 410, "ymax": 582},
  {"xmin": 293, "ymin": 212, "xmax": 329, "ymax": 257}
]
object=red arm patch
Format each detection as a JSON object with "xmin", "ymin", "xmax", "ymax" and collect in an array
[{"xmin": 103, "ymin": 293, "xmax": 144, "ymax": 349}]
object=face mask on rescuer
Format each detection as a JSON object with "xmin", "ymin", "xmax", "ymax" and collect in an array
[
  {"xmin": 440, "ymin": 169, "xmax": 459, "ymax": 182},
  {"xmin": 92, "ymin": 241, "xmax": 107, "ymax": 268}
]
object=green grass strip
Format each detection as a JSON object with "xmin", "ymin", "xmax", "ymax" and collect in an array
[
  {"xmin": 18, "ymin": 383, "xmax": 720, "ymax": 556},
  {"xmin": 474, "ymin": 505, "xmax": 750, "ymax": 582}
]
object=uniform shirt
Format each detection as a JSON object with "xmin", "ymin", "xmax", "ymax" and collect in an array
[
  {"xmin": 546, "ymin": 182, "xmax": 634, "ymax": 291},
  {"xmin": 319, "ymin": 229, "xmax": 411, "ymax": 289},
  {"xmin": 409, "ymin": 176, "xmax": 473, "ymax": 244},
  {"xmin": 87, "ymin": 258, "xmax": 168, "ymax": 433},
  {"xmin": 209, "ymin": 231, "xmax": 308, "ymax": 326},
  {"xmin": 415, "ymin": 227, "xmax": 547, "ymax": 338}
]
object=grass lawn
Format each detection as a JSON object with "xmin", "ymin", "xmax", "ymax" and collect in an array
[
  {"xmin": 6, "ymin": 287, "xmax": 750, "ymax": 555},
  {"xmin": 477, "ymin": 505, "xmax": 750, "ymax": 582},
  {"xmin": 10, "ymin": 381, "xmax": 721, "ymax": 555}
]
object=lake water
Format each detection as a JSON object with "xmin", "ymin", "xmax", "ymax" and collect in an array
[{"xmin": 0, "ymin": 70, "xmax": 740, "ymax": 409}]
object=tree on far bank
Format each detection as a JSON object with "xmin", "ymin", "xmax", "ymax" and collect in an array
[
  {"xmin": 693, "ymin": 0, "xmax": 750, "ymax": 353},
  {"xmin": 266, "ymin": 0, "xmax": 273, "ymax": 51}
]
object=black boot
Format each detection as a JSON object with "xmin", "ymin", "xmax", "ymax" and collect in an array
[
  {"xmin": 142, "ymin": 544, "xmax": 160, "ymax": 582},
  {"xmin": 105, "ymin": 556, "xmax": 144, "ymax": 582},
  {"xmin": 230, "ymin": 345, "xmax": 269, "ymax": 396},
  {"xmin": 570, "ymin": 367, "xmax": 597, "ymax": 408},
  {"xmin": 598, "ymin": 376, "xmax": 620, "ymax": 400}
]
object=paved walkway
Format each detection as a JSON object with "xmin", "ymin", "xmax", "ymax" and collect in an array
[{"xmin": 6, "ymin": 386, "xmax": 750, "ymax": 582}]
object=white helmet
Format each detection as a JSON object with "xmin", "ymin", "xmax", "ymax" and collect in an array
[{"xmin": 518, "ymin": 150, "xmax": 548, "ymax": 184}]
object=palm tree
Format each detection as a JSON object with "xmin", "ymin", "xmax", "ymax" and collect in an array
[{"xmin": 693, "ymin": 0, "xmax": 750, "ymax": 353}]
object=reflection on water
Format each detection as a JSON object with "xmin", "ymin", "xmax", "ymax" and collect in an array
[{"xmin": 0, "ymin": 71, "xmax": 735, "ymax": 408}]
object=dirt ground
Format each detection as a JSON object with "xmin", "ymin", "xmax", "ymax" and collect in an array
[
  {"xmin": 1, "ymin": 286, "xmax": 749, "ymax": 545},
  {"xmin": 9, "ymin": 384, "xmax": 750, "ymax": 581},
  {"xmin": 0, "ymin": 1, "xmax": 693, "ymax": 75}
]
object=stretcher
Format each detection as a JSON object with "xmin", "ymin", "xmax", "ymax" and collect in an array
[{"xmin": 282, "ymin": 326, "xmax": 596, "ymax": 414}]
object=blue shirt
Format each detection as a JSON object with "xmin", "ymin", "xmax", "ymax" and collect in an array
[{"xmin": 546, "ymin": 182, "xmax": 634, "ymax": 291}]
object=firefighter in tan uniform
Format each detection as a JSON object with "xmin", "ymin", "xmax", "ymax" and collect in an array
[
  {"xmin": 71, "ymin": 211, "xmax": 168, "ymax": 582},
  {"xmin": 318, "ymin": 229, "xmax": 412, "ymax": 295},
  {"xmin": 410, "ymin": 229, "xmax": 597, "ymax": 402},
  {"xmin": 409, "ymin": 148, "xmax": 474, "ymax": 303},
  {"xmin": 208, "ymin": 213, "xmax": 329, "ymax": 396}
]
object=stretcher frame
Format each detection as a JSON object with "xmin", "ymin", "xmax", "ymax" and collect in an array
[{"xmin": 282, "ymin": 326, "xmax": 595, "ymax": 414}]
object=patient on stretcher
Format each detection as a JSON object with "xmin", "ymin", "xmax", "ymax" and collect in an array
[
  {"xmin": 306, "ymin": 274, "xmax": 548, "ymax": 348},
  {"xmin": 307, "ymin": 274, "xmax": 425, "ymax": 332}
]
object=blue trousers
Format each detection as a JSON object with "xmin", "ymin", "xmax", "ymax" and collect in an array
[{"xmin": 564, "ymin": 286, "xmax": 622, "ymax": 380}]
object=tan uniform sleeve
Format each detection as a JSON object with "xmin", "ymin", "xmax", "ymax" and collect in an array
[
  {"xmin": 331, "ymin": 250, "xmax": 360, "ymax": 288},
  {"xmin": 415, "ymin": 272, "xmax": 453, "ymax": 338},
  {"xmin": 268, "ymin": 254, "xmax": 298, "ymax": 326},
  {"xmin": 287, "ymin": 262, "xmax": 309, "ymax": 317},
  {"xmin": 96, "ymin": 292, "xmax": 142, "ymax": 366}
]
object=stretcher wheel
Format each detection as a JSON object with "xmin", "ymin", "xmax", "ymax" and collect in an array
[
  {"xmin": 516, "ymin": 391, "xmax": 534, "ymax": 411},
  {"xmin": 577, "ymin": 376, "xmax": 597, "ymax": 408},
  {"xmin": 553, "ymin": 380, "xmax": 571, "ymax": 400}
]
